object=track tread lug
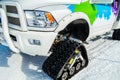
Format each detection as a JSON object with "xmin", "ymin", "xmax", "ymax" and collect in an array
[{"xmin": 42, "ymin": 40, "xmax": 88, "ymax": 80}]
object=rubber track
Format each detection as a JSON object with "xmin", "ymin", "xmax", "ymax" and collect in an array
[{"xmin": 42, "ymin": 40, "xmax": 80, "ymax": 80}]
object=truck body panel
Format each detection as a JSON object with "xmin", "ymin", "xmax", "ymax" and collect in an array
[
  {"xmin": 1, "ymin": 0, "xmax": 82, "ymax": 9},
  {"xmin": 9, "ymin": 29, "xmax": 57, "ymax": 56},
  {"xmin": 0, "ymin": 0, "xmax": 119, "ymax": 56}
]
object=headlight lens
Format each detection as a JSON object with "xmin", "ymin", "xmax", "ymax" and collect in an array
[{"xmin": 25, "ymin": 10, "xmax": 58, "ymax": 28}]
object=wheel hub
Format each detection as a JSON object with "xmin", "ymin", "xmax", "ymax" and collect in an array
[
  {"xmin": 62, "ymin": 72, "xmax": 68, "ymax": 80},
  {"xmin": 69, "ymin": 66, "xmax": 75, "ymax": 76},
  {"xmin": 76, "ymin": 62, "xmax": 81, "ymax": 71}
]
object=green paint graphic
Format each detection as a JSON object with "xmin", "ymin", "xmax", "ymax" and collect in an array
[
  {"xmin": 74, "ymin": 1, "xmax": 98, "ymax": 24},
  {"xmin": 68, "ymin": 0, "xmax": 98, "ymax": 24},
  {"xmin": 68, "ymin": 0, "xmax": 112, "ymax": 24}
]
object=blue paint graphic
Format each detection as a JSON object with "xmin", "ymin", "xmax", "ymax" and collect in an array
[
  {"xmin": 68, "ymin": 5, "xmax": 74, "ymax": 12},
  {"xmin": 67, "ymin": 4, "xmax": 112, "ymax": 21},
  {"xmin": 95, "ymin": 5, "xmax": 112, "ymax": 20}
]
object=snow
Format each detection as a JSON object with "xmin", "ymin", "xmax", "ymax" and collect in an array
[{"xmin": 0, "ymin": 33, "xmax": 120, "ymax": 80}]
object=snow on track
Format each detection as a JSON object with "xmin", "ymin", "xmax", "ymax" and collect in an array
[{"xmin": 0, "ymin": 33, "xmax": 120, "ymax": 80}]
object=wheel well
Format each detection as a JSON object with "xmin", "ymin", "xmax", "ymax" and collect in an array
[{"xmin": 59, "ymin": 19, "xmax": 90, "ymax": 41}]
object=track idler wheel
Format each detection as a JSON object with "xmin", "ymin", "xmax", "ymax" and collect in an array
[
  {"xmin": 59, "ymin": 71, "xmax": 69, "ymax": 80},
  {"xmin": 75, "ymin": 61, "xmax": 82, "ymax": 71},
  {"xmin": 69, "ymin": 66, "xmax": 76, "ymax": 76}
]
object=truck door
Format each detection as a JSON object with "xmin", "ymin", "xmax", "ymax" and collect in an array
[{"xmin": 90, "ymin": 0, "xmax": 116, "ymax": 36}]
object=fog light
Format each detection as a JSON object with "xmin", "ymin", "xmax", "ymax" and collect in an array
[{"xmin": 28, "ymin": 39, "xmax": 41, "ymax": 45}]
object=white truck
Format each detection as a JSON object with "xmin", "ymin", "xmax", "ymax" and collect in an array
[{"xmin": 0, "ymin": 0, "xmax": 120, "ymax": 80}]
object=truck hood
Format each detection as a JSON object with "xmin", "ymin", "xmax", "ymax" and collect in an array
[{"xmin": 3, "ymin": 0, "xmax": 82, "ymax": 9}]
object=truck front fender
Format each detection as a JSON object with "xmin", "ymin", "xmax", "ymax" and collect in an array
[{"xmin": 55, "ymin": 12, "xmax": 91, "ymax": 33}]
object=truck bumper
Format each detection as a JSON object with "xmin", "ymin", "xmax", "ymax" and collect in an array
[{"xmin": 9, "ymin": 29, "xmax": 57, "ymax": 56}]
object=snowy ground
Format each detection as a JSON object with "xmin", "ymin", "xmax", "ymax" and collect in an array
[{"xmin": 0, "ymin": 32, "xmax": 120, "ymax": 80}]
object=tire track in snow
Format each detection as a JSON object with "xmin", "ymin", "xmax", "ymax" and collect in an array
[
  {"xmin": 71, "ymin": 39, "xmax": 120, "ymax": 80},
  {"xmin": 88, "ymin": 40, "xmax": 118, "ymax": 60}
]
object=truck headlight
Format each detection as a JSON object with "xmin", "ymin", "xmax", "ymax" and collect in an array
[{"xmin": 25, "ymin": 10, "xmax": 58, "ymax": 28}]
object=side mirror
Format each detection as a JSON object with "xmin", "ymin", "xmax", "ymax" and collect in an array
[{"xmin": 90, "ymin": 0, "xmax": 113, "ymax": 4}]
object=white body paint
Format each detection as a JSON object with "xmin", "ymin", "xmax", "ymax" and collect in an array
[{"xmin": 0, "ymin": 0, "xmax": 119, "ymax": 56}]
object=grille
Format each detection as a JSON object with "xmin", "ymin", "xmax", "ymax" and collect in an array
[
  {"xmin": 6, "ymin": 5, "xmax": 21, "ymax": 27},
  {"xmin": 6, "ymin": 5, "xmax": 18, "ymax": 14},
  {"xmin": 1, "ymin": 2, "xmax": 25, "ymax": 30},
  {"xmin": 10, "ymin": 34, "xmax": 17, "ymax": 41},
  {"xmin": 8, "ymin": 16, "xmax": 20, "ymax": 26}
]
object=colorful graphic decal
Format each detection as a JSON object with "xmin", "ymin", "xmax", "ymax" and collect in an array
[
  {"xmin": 68, "ymin": 1, "xmax": 97, "ymax": 24},
  {"xmin": 95, "ymin": 5, "xmax": 112, "ymax": 20},
  {"xmin": 112, "ymin": 0, "xmax": 120, "ymax": 15},
  {"xmin": 68, "ymin": 0, "xmax": 115, "ymax": 24}
]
